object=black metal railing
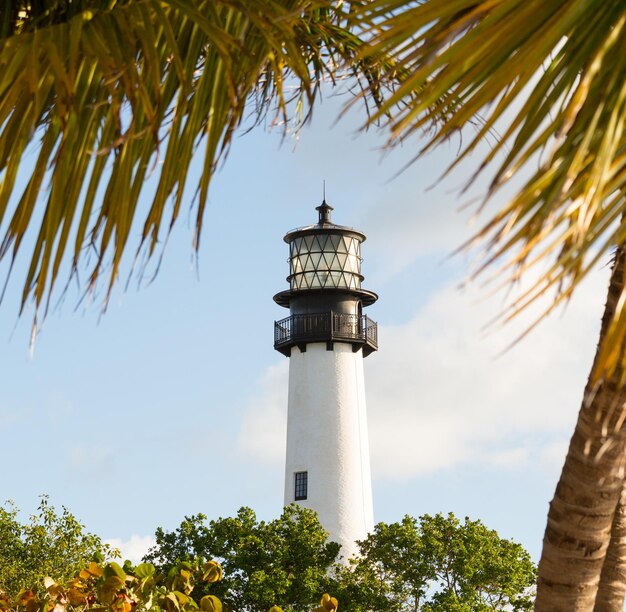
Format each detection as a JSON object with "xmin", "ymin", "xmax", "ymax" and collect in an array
[
  {"xmin": 364, "ymin": 316, "xmax": 377, "ymax": 347},
  {"xmin": 274, "ymin": 312, "xmax": 378, "ymax": 356}
]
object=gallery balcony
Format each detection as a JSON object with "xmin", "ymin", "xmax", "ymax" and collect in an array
[{"xmin": 274, "ymin": 312, "xmax": 378, "ymax": 357}]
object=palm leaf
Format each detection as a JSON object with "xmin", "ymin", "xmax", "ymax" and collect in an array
[
  {"xmin": 354, "ymin": 0, "xmax": 626, "ymax": 381},
  {"xmin": 0, "ymin": 0, "xmax": 398, "ymax": 332}
]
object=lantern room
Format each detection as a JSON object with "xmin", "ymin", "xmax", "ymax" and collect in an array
[{"xmin": 274, "ymin": 201, "xmax": 378, "ymax": 357}]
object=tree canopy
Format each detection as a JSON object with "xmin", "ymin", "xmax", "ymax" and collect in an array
[
  {"xmin": 144, "ymin": 506, "xmax": 340, "ymax": 612},
  {"xmin": 0, "ymin": 497, "xmax": 113, "ymax": 598},
  {"xmin": 144, "ymin": 506, "xmax": 536, "ymax": 611},
  {"xmin": 0, "ymin": 497, "xmax": 536, "ymax": 610},
  {"xmin": 339, "ymin": 513, "xmax": 536, "ymax": 612}
]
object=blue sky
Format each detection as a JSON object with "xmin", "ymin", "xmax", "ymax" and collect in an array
[{"xmin": 0, "ymin": 89, "xmax": 608, "ymax": 563}]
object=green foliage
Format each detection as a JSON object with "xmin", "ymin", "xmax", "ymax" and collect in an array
[
  {"xmin": 146, "ymin": 507, "xmax": 535, "ymax": 611},
  {"xmin": 144, "ymin": 505, "xmax": 340, "ymax": 612},
  {"xmin": 338, "ymin": 513, "xmax": 536, "ymax": 611},
  {"xmin": 0, "ymin": 500, "xmax": 534, "ymax": 612},
  {"xmin": 0, "ymin": 497, "xmax": 113, "ymax": 598}
]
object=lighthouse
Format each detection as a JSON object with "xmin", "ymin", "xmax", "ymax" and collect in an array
[{"xmin": 273, "ymin": 201, "xmax": 378, "ymax": 560}]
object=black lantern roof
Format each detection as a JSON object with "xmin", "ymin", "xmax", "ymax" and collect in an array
[{"xmin": 281, "ymin": 201, "xmax": 366, "ymax": 243}]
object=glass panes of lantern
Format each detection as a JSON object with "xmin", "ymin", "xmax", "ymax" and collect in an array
[{"xmin": 289, "ymin": 234, "xmax": 362, "ymax": 291}]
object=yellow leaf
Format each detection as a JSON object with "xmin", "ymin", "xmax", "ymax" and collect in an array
[
  {"xmin": 199, "ymin": 595, "xmax": 222, "ymax": 612},
  {"xmin": 87, "ymin": 562, "xmax": 104, "ymax": 577},
  {"xmin": 165, "ymin": 592, "xmax": 180, "ymax": 612},
  {"xmin": 319, "ymin": 594, "xmax": 338, "ymax": 611},
  {"xmin": 67, "ymin": 588, "xmax": 86, "ymax": 606},
  {"xmin": 202, "ymin": 561, "xmax": 223, "ymax": 583}
]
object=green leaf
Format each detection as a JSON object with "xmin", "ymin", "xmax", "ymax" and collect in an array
[
  {"xmin": 105, "ymin": 562, "xmax": 126, "ymax": 581},
  {"xmin": 135, "ymin": 563, "xmax": 156, "ymax": 580}
]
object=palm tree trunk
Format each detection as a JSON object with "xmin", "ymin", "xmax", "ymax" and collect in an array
[
  {"xmin": 594, "ymin": 478, "xmax": 626, "ymax": 611},
  {"xmin": 536, "ymin": 245, "xmax": 626, "ymax": 610}
]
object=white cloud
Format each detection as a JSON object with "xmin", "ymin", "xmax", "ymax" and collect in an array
[
  {"xmin": 484, "ymin": 447, "xmax": 530, "ymax": 468},
  {"xmin": 366, "ymin": 270, "xmax": 606, "ymax": 479},
  {"xmin": 236, "ymin": 361, "xmax": 288, "ymax": 463},
  {"xmin": 105, "ymin": 534, "xmax": 156, "ymax": 564},
  {"xmin": 237, "ymin": 266, "xmax": 608, "ymax": 482}
]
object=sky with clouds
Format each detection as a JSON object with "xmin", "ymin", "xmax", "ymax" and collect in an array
[{"xmin": 0, "ymin": 87, "xmax": 610, "ymax": 564}]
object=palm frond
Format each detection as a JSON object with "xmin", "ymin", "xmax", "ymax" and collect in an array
[
  {"xmin": 354, "ymin": 0, "xmax": 626, "ymax": 380},
  {"xmin": 0, "ymin": 0, "xmax": 397, "ymax": 328}
]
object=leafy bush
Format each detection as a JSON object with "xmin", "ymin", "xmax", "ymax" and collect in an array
[
  {"xmin": 0, "ymin": 497, "xmax": 113, "ymax": 598},
  {"xmin": 0, "ymin": 558, "xmax": 338, "ymax": 612}
]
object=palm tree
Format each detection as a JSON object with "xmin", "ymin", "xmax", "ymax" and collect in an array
[
  {"xmin": 0, "ymin": 0, "xmax": 396, "ymax": 329},
  {"xmin": 533, "ymin": 245, "xmax": 626, "ymax": 610},
  {"xmin": 352, "ymin": 0, "xmax": 626, "ymax": 608},
  {"xmin": 595, "ymin": 481, "xmax": 626, "ymax": 610}
]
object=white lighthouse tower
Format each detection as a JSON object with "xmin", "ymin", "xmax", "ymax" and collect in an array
[{"xmin": 274, "ymin": 201, "xmax": 378, "ymax": 560}]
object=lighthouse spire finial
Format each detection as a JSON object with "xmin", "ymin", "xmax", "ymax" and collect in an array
[{"xmin": 316, "ymin": 180, "xmax": 333, "ymax": 224}]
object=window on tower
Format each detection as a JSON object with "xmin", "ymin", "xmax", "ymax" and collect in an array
[{"xmin": 294, "ymin": 471, "xmax": 308, "ymax": 500}]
